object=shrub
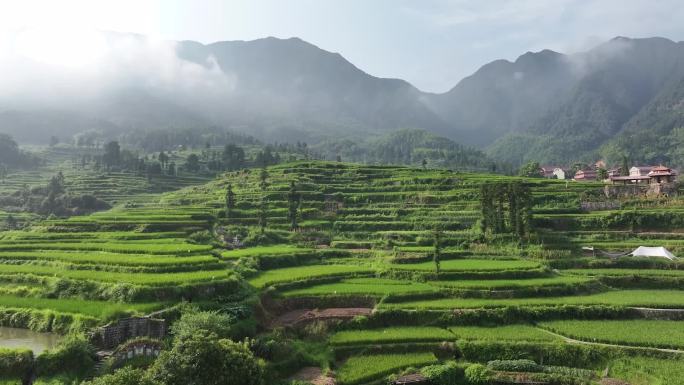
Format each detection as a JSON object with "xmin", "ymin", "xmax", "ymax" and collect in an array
[
  {"xmin": 172, "ymin": 307, "xmax": 237, "ymax": 341},
  {"xmin": 464, "ymin": 364, "xmax": 491, "ymax": 384},
  {"xmin": 188, "ymin": 230, "xmax": 213, "ymax": 244},
  {"xmin": 81, "ymin": 367, "xmax": 157, "ymax": 385},
  {"xmin": 456, "ymin": 341, "xmax": 610, "ymax": 369},
  {"xmin": 420, "ymin": 361, "xmax": 465, "ymax": 385},
  {"xmin": 487, "ymin": 359, "xmax": 543, "ymax": 372},
  {"xmin": 148, "ymin": 334, "xmax": 265, "ymax": 385},
  {"xmin": 36, "ymin": 334, "xmax": 96, "ymax": 377},
  {"xmin": 0, "ymin": 347, "xmax": 33, "ymax": 379}
]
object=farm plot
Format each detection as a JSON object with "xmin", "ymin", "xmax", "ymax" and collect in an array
[
  {"xmin": 390, "ymin": 259, "xmax": 540, "ymax": 272},
  {"xmin": 566, "ymin": 268, "xmax": 684, "ymax": 277},
  {"xmin": 219, "ymin": 245, "xmax": 313, "ymax": 259},
  {"xmin": 0, "ymin": 295, "xmax": 161, "ymax": 318},
  {"xmin": 329, "ymin": 326, "xmax": 454, "ymax": 346},
  {"xmin": 337, "ymin": 352, "xmax": 438, "ymax": 385},
  {"xmin": 381, "ymin": 290, "xmax": 684, "ymax": 309},
  {"xmin": 280, "ymin": 278, "xmax": 437, "ymax": 297},
  {"xmin": 449, "ymin": 325, "xmax": 560, "ymax": 341},
  {"xmin": 248, "ymin": 264, "xmax": 374, "ymax": 288},
  {"xmin": 609, "ymin": 356, "xmax": 684, "ymax": 385},
  {"xmin": 430, "ymin": 275, "xmax": 594, "ymax": 289},
  {"xmin": 539, "ymin": 320, "xmax": 684, "ymax": 349}
]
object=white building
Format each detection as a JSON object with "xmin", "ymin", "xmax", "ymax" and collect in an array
[{"xmin": 629, "ymin": 166, "xmax": 653, "ymax": 177}]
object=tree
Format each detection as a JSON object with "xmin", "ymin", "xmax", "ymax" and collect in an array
[
  {"xmin": 172, "ymin": 308, "xmax": 236, "ymax": 341},
  {"xmin": 571, "ymin": 162, "xmax": 589, "ymax": 176},
  {"xmin": 102, "ymin": 141, "xmax": 121, "ymax": 170},
  {"xmin": 148, "ymin": 334, "xmax": 265, "ymax": 385},
  {"xmin": 167, "ymin": 162, "xmax": 176, "ymax": 176},
  {"xmin": 258, "ymin": 167, "xmax": 269, "ymax": 233},
  {"xmin": 222, "ymin": 144, "xmax": 246, "ymax": 171},
  {"xmin": 47, "ymin": 172, "xmax": 65, "ymax": 196},
  {"xmin": 225, "ymin": 183, "xmax": 235, "ymax": 219},
  {"xmin": 5, "ymin": 214, "xmax": 16, "ymax": 230},
  {"xmin": 433, "ymin": 229, "xmax": 441, "ymax": 274},
  {"xmin": 287, "ymin": 181, "xmax": 301, "ymax": 230},
  {"xmin": 255, "ymin": 147, "xmax": 277, "ymax": 167},
  {"xmin": 518, "ymin": 161, "xmax": 542, "ymax": 178},
  {"xmin": 81, "ymin": 367, "xmax": 155, "ymax": 385},
  {"xmin": 159, "ymin": 151, "xmax": 169, "ymax": 169},
  {"xmin": 422, "ymin": 158, "xmax": 427, "ymax": 170},
  {"xmin": 597, "ymin": 168, "xmax": 608, "ymax": 180},
  {"xmin": 480, "ymin": 181, "xmax": 532, "ymax": 242},
  {"xmin": 186, "ymin": 154, "xmax": 200, "ymax": 173},
  {"xmin": 49, "ymin": 136, "xmax": 59, "ymax": 147},
  {"xmin": 621, "ymin": 155, "xmax": 631, "ymax": 176}
]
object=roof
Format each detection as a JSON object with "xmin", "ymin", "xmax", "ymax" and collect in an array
[
  {"xmin": 631, "ymin": 166, "xmax": 653, "ymax": 172},
  {"xmin": 648, "ymin": 165, "xmax": 677, "ymax": 176},
  {"xmin": 574, "ymin": 169, "xmax": 597, "ymax": 179},
  {"xmin": 631, "ymin": 246, "xmax": 678, "ymax": 260},
  {"xmin": 651, "ymin": 165, "xmax": 671, "ymax": 172}
]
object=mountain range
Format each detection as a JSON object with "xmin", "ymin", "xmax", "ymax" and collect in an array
[{"xmin": 2, "ymin": 33, "xmax": 684, "ymax": 167}]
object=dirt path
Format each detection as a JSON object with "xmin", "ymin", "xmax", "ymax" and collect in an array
[
  {"xmin": 289, "ymin": 367, "xmax": 335, "ymax": 385},
  {"xmin": 536, "ymin": 327, "xmax": 684, "ymax": 354}
]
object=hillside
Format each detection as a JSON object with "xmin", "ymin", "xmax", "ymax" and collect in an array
[
  {"xmin": 0, "ymin": 160, "xmax": 683, "ymax": 383},
  {"xmin": 5, "ymin": 34, "xmax": 684, "ymax": 167},
  {"xmin": 311, "ymin": 128, "xmax": 503, "ymax": 172}
]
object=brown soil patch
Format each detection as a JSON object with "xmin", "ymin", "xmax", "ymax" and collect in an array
[
  {"xmin": 272, "ymin": 308, "xmax": 372, "ymax": 328},
  {"xmin": 290, "ymin": 367, "xmax": 336, "ymax": 385},
  {"xmin": 393, "ymin": 373, "xmax": 428, "ymax": 384},
  {"xmin": 600, "ymin": 379, "xmax": 632, "ymax": 385}
]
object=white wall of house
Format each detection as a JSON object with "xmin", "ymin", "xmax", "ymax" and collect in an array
[
  {"xmin": 630, "ymin": 166, "xmax": 651, "ymax": 177},
  {"xmin": 553, "ymin": 168, "xmax": 566, "ymax": 180}
]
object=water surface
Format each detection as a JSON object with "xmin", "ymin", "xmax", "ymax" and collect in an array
[{"xmin": 0, "ymin": 326, "xmax": 62, "ymax": 352}]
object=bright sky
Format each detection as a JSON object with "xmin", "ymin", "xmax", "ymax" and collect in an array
[{"xmin": 1, "ymin": 0, "xmax": 683, "ymax": 92}]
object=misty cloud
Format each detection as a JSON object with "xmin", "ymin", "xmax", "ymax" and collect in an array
[{"xmin": 0, "ymin": 29, "xmax": 236, "ymax": 111}]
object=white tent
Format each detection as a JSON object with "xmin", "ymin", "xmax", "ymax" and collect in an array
[{"xmin": 630, "ymin": 246, "xmax": 678, "ymax": 260}]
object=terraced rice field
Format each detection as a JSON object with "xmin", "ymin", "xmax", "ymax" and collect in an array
[
  {"xmin": 337, "ymin": 352, "xmax": 438, "ymax": 385},
  {"xmin": 330, "ymin": 326, "xmax": 454, "ymax": 346},
  {"xmin": 1, "ymin": 159, "xmax": 683, "ymax": 384},
  {"xmin": 539, "ymin": 320, "xmax": 684, "ymax": 349},
  {"xmin": 449, "ymin": 325, "xmax": 559, "ymax": 341},
  {"xmin": 248, "ymin": 265, "xmax": 373, "ymax": 288},
  {"xmin": 380, "ymin": 290, "xmax": 684, "ymax": 309},
  {"xmin": 390, "ymin": 258, "xmax": 540, "ymax": 271}
]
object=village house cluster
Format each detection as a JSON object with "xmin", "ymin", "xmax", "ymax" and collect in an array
[{"xmin": 538, "ymin": 164, "xmax": 678, "ymax": 185}]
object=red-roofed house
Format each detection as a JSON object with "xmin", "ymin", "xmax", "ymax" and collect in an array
[
  {"xmin": 648, "ymin": 165, "xmax": 677, "ymax": 184},
  {"xmin": 574, "ymin": 169, "xmax": 598, "ymax": 181}
]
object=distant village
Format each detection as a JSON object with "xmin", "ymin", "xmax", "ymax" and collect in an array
[
  {"xmin": 537, "ymin": 163, "xmax": 679, "ymax": 198},
  {"xmin": 538, "ymin": 163, "xmax": 678, "ymax": 185}
]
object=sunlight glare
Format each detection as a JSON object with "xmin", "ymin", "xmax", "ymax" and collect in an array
[{"xmin": 15, "ymin": 27, "xmax": 108, "ymax": 69}]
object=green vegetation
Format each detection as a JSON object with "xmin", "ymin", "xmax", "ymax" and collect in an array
[
  {"xmin": 449, "ymin": 325, "xmax": 559, "ymax": 342},
  {"xmin": 390, "ymin": 259, "xmax": 540, "ymax": 272},
  {"xmin": 337, "ymin": 352, "xmax": 437, "ymax": 385},
  {"xmin": 381, "ymin": 290, "xmax": 684, "ymax": 309},
  {"xmin": 248, "ymin": 265, "xmax": 373, "ymax": 288},
  {"xmin": 609, "ymin": 356, "xmax": 684, "ymax": 385},
  {"xmin": 0, "ymin": 158, "xmax": 683, "ymax": 385},
  {"xmin": 330, "ymin": 327, "xmax": 454, "ymax": 346},
  {"xmin": 539, "ymin": 320, "xmax": 684, "ymax": 349}
]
